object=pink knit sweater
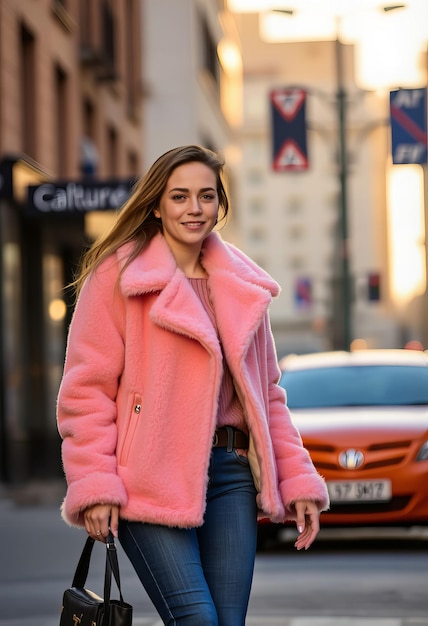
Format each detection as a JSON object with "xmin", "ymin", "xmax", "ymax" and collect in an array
[{"xmin": 188, "ymin": 278, "xmax": 246, "ymax": 432}]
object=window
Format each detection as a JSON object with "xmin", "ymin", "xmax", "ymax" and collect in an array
[
  {"xmin": 127, "ymin": 151, "xmax": 139, "ymax": 178},
  {"xmin": 286, "ymin": 195, "xmax": 303, "ymax": 215},
  {"xmin": 83, "ymin": 98, "xmax": 95, "ymax": 139},
  {"xmin": 247, "ymin": 168, "xmax": 264, "ymax": 185},
  {"xmin": 199, "ymin": 13, "xmax": 219, "ymax": 90},
  {"xmin": 43, "ymin": 253, "xmax": 67, "ymax": 432},
  {"xmin": 124, "ymin": 0, "xmax": 139, "ymax": 116},
  {"xmin": 288, "ymin": 224, "xmax": 305, "ymax": 241},
  {"xmin": 249, "ymin": 227, "xmax": 266, "ymax": 244},
  {"xmin": 102, "ymin": 0, "xmax": 115, "ymax": 72},
  {"xmin": 55, "ymin": 64, "xmax": 68, "ymax": 176},
  {"xmin": 79, "ymin": 0, "xmax": 117, "ymax": 81},
  {"xmin": 20, "ymin": 24, "xmax": 36, "ymax": 158},
  {"xmin": 249, "ymin": 197, "xmax": 265, "ymax": 215},
  {"xmin": 280, "ymin": 365, "xmax": 428, "ymax": 409},
  {"xmin": 79, "ymin": 0, "xmax": 93, "ymax": 61},
  {"xmin": 289, "ymin": 255, "xmax": 305, "ymax": 270},
  {"xmin": 107, "ymin": 125, "xmax": 118, "ymax": 177},
  {"xmin": 81, "ymin": 99, "xmax": 99, "ymax": 176}
]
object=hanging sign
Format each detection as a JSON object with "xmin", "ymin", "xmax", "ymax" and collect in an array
[
  {"xmin": 390, "ymin": 88, "xmax": 428, "ymax": 165},
  {"xmin": 270, "ymin": 88, "xmax": 309, "ymax": 171}
]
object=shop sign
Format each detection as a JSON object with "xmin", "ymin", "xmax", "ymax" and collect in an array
[{"xmin": 27, "ymin": 179, "xmax": 135, "ymax": 214}]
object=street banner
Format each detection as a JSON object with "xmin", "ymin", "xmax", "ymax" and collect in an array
[
  {"xmin": 270, "ymin": 87, "xmax": 309, "ymax": 171},
  {"xmin": 390, "ymin": 88, "xmax": 428, "ymax": 164}
]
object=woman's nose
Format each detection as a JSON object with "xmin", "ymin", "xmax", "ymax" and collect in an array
[{"xmin": 188, "ymin": 196, "xmax": 202, "ymax": 213}]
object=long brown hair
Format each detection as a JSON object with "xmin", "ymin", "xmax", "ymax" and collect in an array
[{"xmin": 73, "ymin": 145, "xmax": 230, "ymax": 295}]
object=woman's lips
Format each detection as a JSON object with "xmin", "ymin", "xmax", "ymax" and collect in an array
[{"xmin": 182, "ymin": 221, "xmax": 205, "ymax": 229}]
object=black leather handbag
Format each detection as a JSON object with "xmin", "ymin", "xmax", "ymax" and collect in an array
[{"xmin": 59, "ymin": 532, "xmax": 133, "ymax": 626}]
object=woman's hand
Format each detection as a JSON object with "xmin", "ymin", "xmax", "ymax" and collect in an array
[
  {"xmin": 293, "ymin": 500, "xmax": 320, "ymax": 551},
  {"xmin": 83, "ymin": 504, "xmax": 120, "ymax": 542}
]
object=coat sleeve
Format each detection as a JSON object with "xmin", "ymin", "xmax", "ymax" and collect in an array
[
  {"xmin": 57, "ymin": 258, "xmax": 128, "ymax": 526},
  {"xmin": 264, "ymin": 317, "xmax": 330, "ymax": 519}
]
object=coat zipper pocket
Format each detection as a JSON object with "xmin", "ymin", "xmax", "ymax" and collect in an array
[{"xmin": 119, "ymin": 394, "xmax": 142, "ymax": 466}]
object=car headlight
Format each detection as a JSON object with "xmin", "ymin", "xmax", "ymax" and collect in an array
[{"xmin": 416, "ymin": 441, "xmax": 428, "ymax": 461}]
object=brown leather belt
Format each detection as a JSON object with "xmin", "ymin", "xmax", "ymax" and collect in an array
[{"xmin": 213, "ymin": 427, "xmax": 249, "ymax": 449}]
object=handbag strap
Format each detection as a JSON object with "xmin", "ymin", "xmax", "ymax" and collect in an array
[
  {"xmin": 103, "ymin": 532, "xmax": 125, "ymax": 624},
  {"xmin": 104, "ymin": 532, "xmax": 125, "ymax": 603},
  {"xmin": 71, "ymin": 535, "xmax": 96, "ymax": 588},
  {"xmin": 71, "ymin": 532, "xmax": 126, "ymax": 623}
]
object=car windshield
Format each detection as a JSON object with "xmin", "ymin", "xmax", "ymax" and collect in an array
[{"xmin": 279, "ymin": 364, "xmax": 428, "ymax": 408}]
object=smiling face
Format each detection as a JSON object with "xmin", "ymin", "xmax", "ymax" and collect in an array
[{"xmin": 154, "ymin": 161, "xmax": 219, "ymax": 258}]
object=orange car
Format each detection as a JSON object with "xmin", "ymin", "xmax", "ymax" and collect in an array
[{"xmin": 260, "ymin": 349, "xmax": 428, "ymax": 544}]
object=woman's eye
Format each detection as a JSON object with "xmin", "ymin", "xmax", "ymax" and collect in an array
[
  {"xmin": 172, "ymin": 194, "xmax": 185, "ymax": 201},
  {"xmin": 202, "ymin": 194, "xmax": 215, "ymax": 201}
]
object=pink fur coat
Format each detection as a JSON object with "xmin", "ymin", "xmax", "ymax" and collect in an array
[{"xmin": 57, "ymin": 232, "xmax": 329, "ymax": 527}]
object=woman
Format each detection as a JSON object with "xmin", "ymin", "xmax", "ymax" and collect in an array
[{"xmin": 57, "ymin": 145, "xmax": 329, "ymax": 626}]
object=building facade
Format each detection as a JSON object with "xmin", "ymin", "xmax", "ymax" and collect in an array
[
  {"xmin": 0, "ymin": 0, "xmax": 243, "ymax": 485},
  {"xmin": 141, "ymin": 0, "xmax": 243, "ymax": 245},
  {"xmin": 0, "ymin": 0, "xmax": 144, "ymax": 483}
]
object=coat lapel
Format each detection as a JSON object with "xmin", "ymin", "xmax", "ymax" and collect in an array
[
  {"xmin": 208, "ymin": 270, "xmax": 272, "ymax": 362},
  {"xmin": 151, "ymin": 271, "xmax": 222, "ymax": 358},
  {"xmin": 201, "ymin": 234, "xmax": 279, "ymax": 364},
  {"xmin": 119, "ymin": 236, "xmax": 221, "ymax": 357}
]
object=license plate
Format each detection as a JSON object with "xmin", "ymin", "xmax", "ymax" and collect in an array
[{"xmin": 327, "ymin": 479, "xmax": 392, "ymax": 503}]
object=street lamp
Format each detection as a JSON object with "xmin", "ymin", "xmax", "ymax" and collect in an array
[
  {"xmin": 270, "ymin": 3, "xmax": 406, "ymax": 350},
  {"xmin": 269, "ymin": 8, "xmax": 353, "ymax": 348},
  {"xmin": 336, "ymin": 4, "xmax": 406, "ymax": 349},
  {"xmin": 334, "ymin": 28, "xmax": 351, "ymax": 350}
]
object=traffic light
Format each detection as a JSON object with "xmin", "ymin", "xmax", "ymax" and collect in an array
[{"xmin": 368, "ymin": 273, "xmax": 381, "ymax": 302}]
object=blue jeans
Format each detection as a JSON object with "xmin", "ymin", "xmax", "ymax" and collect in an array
[{"xmin": 119, "ymin": 446, "xmax": 258, "ymax": 625}]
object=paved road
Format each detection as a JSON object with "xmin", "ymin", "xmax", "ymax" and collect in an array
[{"xmin": 0, "ymin": 484, "xmax": 427, "ymax": 626}]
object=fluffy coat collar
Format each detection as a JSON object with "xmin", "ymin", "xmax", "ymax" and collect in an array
[
  {"xmin": 119, "ymin": 231, "xmax": 279, "ymax": 297},
  {"xmin": 118, "ymin": 232, "xmax": 280, "ymax": 361}
]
